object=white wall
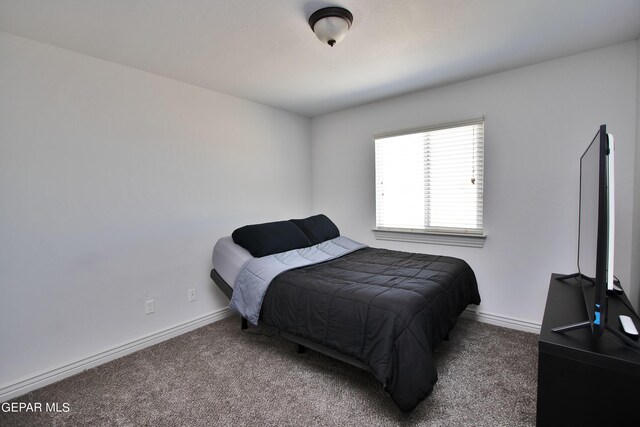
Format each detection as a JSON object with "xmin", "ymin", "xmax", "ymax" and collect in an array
[
  {"xmin": 633, "ymin": 38, "xmax": 640, "ymax": 312},
  {"xmin": 0, "ymin": 32, "xmax": 311, "ymax": 391},
  {"xmin": 311, "ymin": 41, "xmax": 639, "ymax": 326}
]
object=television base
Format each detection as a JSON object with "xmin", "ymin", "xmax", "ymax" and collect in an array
[
  {"xmin": 556, "ymin": 272, "xmax": 594, "ymax": 284},
  {"xmin": 552, "ymin": 277, "xmax": 640, "ymax": 349},
  {"xmin": 551, "ymin": 320, "xmax": 591, "ymax": 333},
  {"xmin": 603, "ymin": 323, "xmax": 640, "ymax": 348},
  {"xmin": 552, "ymin": 320, "xmax": 640, "ymax": 347}
]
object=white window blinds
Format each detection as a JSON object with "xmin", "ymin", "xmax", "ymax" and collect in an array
[{"xmin": 375, "ymin": 119, "xmax": 484, "ymax": 235}]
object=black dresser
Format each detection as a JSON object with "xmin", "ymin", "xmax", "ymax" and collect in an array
[{"xmin": 537, "ymin": 274, "xmax": 640, "ymax": 426}]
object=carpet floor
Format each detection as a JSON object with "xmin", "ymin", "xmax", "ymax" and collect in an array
[{"xmin": 1, "ymin": 316, "xmax": 539, "ymax": 426}]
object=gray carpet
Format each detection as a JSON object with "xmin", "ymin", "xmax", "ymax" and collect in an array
[{"xmin": 1, "ymin": 316, "xmax": 538, "ymax": 426}]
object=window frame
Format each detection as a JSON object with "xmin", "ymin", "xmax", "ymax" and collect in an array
[{"xmin": 373, "ymin": 118, "xmax": 487, "ymax": 248}]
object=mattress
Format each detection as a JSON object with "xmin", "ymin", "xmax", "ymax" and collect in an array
[{"xmin": 211, "ymin": 236, "xmax": 252, "ymax": 288}]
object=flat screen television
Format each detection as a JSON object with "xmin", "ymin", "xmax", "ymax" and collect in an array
[{"xmin": 554, "ymin": 124, "xmax": 616, "ymax": 338}]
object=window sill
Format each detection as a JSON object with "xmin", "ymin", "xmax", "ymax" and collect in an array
[{"xmin": 372, "ymin": 228, "xmax": 486, "ymax": 248}]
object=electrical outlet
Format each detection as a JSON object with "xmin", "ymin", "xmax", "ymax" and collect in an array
[
  {"xmin": 188, "ymin": 288, "xmax": 196, "ymax": 302},
  {"xmin": 145, "ymin": 299, "xmax": 155, "ymax": 315}
]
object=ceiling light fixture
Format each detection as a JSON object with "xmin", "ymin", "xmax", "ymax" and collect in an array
[{"xmin": 308, "ymin": 7, "xmax": 353, "ymax": 47}]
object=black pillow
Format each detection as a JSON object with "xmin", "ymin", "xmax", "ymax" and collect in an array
[
  {"xmin": 290, "ymin": 214, "xmax": 340, "ymax": 245},
  {"xmin": 232, "ymin": 220, "xmax": 312, "ymax": 258}
]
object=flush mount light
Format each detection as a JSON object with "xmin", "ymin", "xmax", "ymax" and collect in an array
[{"xmin": 308, "ymin": 7, "xmax": 353, "ymax": 47}]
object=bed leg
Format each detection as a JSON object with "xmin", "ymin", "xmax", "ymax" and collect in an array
[
  {"xmin": 297, "ymin": 344, "xmax": 306, "ymax": 354},
  {"xmin": 241, "ymin": 317, "xmax": 248, "ymax": 330}
]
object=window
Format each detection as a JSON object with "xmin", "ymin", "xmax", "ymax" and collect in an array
[{"xmin": 374, "ymin": 119, "xmax": 485, "ymax": 247}]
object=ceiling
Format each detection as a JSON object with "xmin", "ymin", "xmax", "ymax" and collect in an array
[{"xmin": 1, "ymin": 0, "xmax": 639, "ymax": 117}]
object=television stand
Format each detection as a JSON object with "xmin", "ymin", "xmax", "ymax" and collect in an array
[
  {"xmin": 551, "ymin": 274, "xmax": 640, "ymax": 348},
  {"xmin": 537, "ymin": 274, "xmax": 640, "ymax": 426},
  {"xmin": 555, "ymin": 271, "xmax": 594, "ymax": 283},
  {"xmin": 550, "ymin": 319, "xmax": 591, "ymax": 333}
]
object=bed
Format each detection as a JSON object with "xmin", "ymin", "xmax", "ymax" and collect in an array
[{"xmin": 210, "ymin": 215, "xmax": 480, "ymax": 411}]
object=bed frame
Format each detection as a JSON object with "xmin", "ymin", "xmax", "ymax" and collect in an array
[{"xmin": 210, "ymin": 268, "xmax": 371, "ymax": 372}]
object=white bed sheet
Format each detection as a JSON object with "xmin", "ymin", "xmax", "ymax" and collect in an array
[{"xmin": 211, "ymin": 236, "xmax": 253, "ymax": 288}]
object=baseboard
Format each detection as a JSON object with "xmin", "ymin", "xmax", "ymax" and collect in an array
[
  {"xmin": 462, "ymin": 307, "xmax": 541, "ymax": 334},
  {"xmin": 0, "ymin": 307, "xmax": 234, "ymax": 403}
]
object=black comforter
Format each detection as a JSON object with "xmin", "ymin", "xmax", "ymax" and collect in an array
[{"xmin": 259, "ymin": 247, "xmax": 481, "ymax": 411}]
